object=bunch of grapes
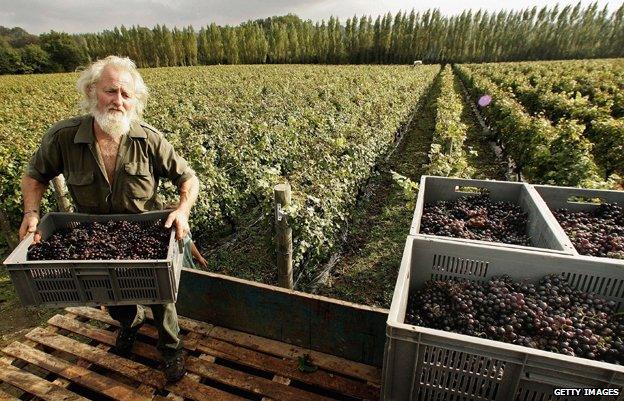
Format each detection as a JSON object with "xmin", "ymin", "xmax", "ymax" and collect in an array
[
  {"xmin": 420, "ymin": 194, "xmax": 530, "ymax": 245},
  {"xmin": 406, "ymin": 274, "xmax": 624, "ymax": 364},
  {"xmin": 554, "ymin": 203, "xmax": 624, "ymax": 258},
  {"xmin": 27, "ymin": 220, "xmax": 170, "ymax": 261}
]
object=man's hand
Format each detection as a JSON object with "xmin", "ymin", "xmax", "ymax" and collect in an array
[
  {"xmin": 19, "ymin": 213, "xmax": 41, "ymax": 243},
  {"xmin": 20, "ymin": 175, "xmax": 48, "ymax": 243},
  {"xmin": 164, "ymin": 209, "xmax": 190, "ymax": 241},
  {"xmin": 194, "ymin": 254, "xmax": 208, "ymax": 268}
]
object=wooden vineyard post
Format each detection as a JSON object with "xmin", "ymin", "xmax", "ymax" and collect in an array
[
  {"xmin": 274, "ymin": 183, "xmax": 293, "ymax": 289},
  {"xmin": 51, "ymin": 175, "xmax": 72, "ymax": 212}
]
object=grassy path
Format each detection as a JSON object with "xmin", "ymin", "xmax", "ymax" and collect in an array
[
  {"xmin": 312, "ymin": 78, "xmax": 439, "ymax": 307},
  {"xmin": 457, "ymin": 74, "xmax": 507, "ymax": 181}
]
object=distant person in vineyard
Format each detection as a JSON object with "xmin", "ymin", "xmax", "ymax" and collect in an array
[{"xmin": 18, "ymin": 55, "xmax": 199, "ymax": 383}]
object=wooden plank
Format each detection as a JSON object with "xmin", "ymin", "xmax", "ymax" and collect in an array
[
  {"xmin": 197, "ymin": 338, "xmax": 379, "ymax": 400},
  {"xmin": 0, "ymin": 359, "xmax": 88, "ymax": 401},
  {"xmin": 50, "ymin": 313, "xmax": 80, "ymax": 390},
  {"xmin": 0, "ymin": 388, "xmax": 20, "ymax": 401},
  {"xmin": 166, "ymin": 378, "xmax": 246, "ymax": 401},
  {"xmin": 1, "ymin": 341, "xmax": 152, "ymax": 401},
  {"xmin": 66, "ymin": 306, "xmax": 381, "ymax": 383},
  {"xmin": 47, "ymin": 314, "xmax": 159, "ymax": 359},
  {"xmin": 26, "ymin": 326, "xmax": 165, "ymax": 389},
  {"xmin": 166, "ymin": 371, "xmax": 201, "ymax": 401},
  {"xmin": 186, "ymin": 357, "xmax": 335, "ymax": 401},
  {"xmin": 61, "ymin": 308, "xmax": 380, "ymax": 398},
  {"xmin": 261, "ymin": 375, "xmax": 291, "ymax": 401},
  {"xmin": 0, "ymin": 334, "xmax": 62, "ymax": 401},
  {"xmin": 198, "ymin": 354, "xmax": 216, "ymax": 363},
  {"xmin": 180, "ymin": 316, "xmax": 382, "ymax": 383},
  {"xmin": 28, "ymin": 324, "xmax": 245, "ymax": 401},
  {"xmin": 65, "ymin": 306, "xmax": 120, "ymax": 326},
  {"xmin": 50, "ymin": 314, "xmax": 337, "ymax": 401}
]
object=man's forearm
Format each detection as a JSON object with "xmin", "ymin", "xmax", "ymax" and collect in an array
[
  {"xmin": 21, "ymin": 175, "xmax": 48, "ymax": 214},
  {"xmin": 176, "ymin": 176, "xmax": 199, "ymax": 216}
]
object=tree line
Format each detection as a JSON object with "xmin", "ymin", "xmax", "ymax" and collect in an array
[{"xmin": 1, "ymin": 2, "xmax": 624, "ymax": 74}]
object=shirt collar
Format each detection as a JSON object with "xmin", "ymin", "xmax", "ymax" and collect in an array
[{"xmin": 74, "ymin": 115, "xmax": 147, "ymax": 143}]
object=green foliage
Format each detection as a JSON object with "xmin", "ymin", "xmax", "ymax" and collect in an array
[
  {"xmin": 39, "ymin": 31, "xmax": 88, "ymax": 72},
  {"xmin": 466, "ymin": 59, "xmax": 624, "ymax": 177},
  {"xmin": 425, "ymin": 65, "xmax": 473, "ymax": 178},
  {"xmin": 19, "ymin": 44, "xmax": 50, "ymax": 74},
  {"xmin": 4, "ymin": 2, "xmax": 624, "ymax": 75},
  {"xmin": 0, "ymin": 64, "xmax": 439, "ymax": 274},
  {"xmin": 542, "ymin": 119, "xmax": 604, "ymax": 187},
  {"xmin": 0, "ymin": 42, "xmax": 20, "ymax": 74},
  {"xmin": 0, "ymin": 26, "xmax": 38, "ymax": 48},
  {"xmin": 390, "ymin": 171, "xmax": 419, "ymax": 202},
  {"xmin": 456, "ymin": 63, "xmax": 607, "ymax": 187},
  {"xmin": 297, "ymin": 353, "xmax": 318, "ymax": 373}
]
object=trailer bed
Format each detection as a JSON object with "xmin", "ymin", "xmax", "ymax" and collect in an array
[{"xmin": 0, "ymin": 307, "xmax": 381, "ymax": 401}]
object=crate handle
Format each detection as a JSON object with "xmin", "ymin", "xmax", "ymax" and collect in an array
[
  {"xmin": 567, "ymin": 195, "xmax": 605, "ymax": 205},
  {"xmin": 454, "ymin": 185, "xmax": 488, "ymax": 195},
  {"xmin": 524, "ymin": 371, "xmax": 592, "ymax": 388}
]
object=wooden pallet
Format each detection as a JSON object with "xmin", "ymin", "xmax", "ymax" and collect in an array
[{"xmin": 0, "ymin": 307, "xmax": 381, "ymax": 401}]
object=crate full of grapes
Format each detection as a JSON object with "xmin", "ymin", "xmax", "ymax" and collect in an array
[
  {"xmin": 382, "ymin": 235, "xmax": 624, "ymax": 401},
  {"xmin": 534, "ymin": 184, "xmax": 624, "ymax": 262},
  {"xmin": 410, "ymin": 176, "xmax": 575, "ymax": 254},
  {"xmin": 3, "ymin": 211, "xmax": 182, "ymax": 307}
]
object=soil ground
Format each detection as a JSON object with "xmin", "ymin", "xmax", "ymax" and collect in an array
[{"xmin": 0, "ymin": 247, "xmax": 60, "ymax": 348}]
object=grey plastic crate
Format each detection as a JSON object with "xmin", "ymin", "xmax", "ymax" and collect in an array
[
  {"xmin": 534, "ymin": 184, "xmax": 624, "ymax": 261},
  {"xmin": 382, "ymin": 236, "xmax": 624, "ymax": 401},
  {"xmin": 3, "ymin": 211, "xmax": 182, "ymax": 308},
  {"xmin": 410, "ymin": 176, "xmax": 575, "ymax": 254}
]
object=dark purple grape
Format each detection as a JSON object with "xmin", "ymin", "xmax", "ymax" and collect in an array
[
  {"xmin": 554, "ymin": 203, "xmax": 624, "ymax": 258},
  {"xmin": 405, "ymin": 273, "xmax": 623, "ymax": 365},
  {"xmin": 27, "ymin": 220, "xmax": 170, "ymax": 261},
  {"xmin": 420, "ymin": 193, "xmax": 530, "ymax": 245}
]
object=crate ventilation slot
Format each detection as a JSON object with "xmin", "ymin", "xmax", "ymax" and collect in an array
[
  {"xmin": 431, "ymin": 254, "xmax": 489, "ymax": 277},
  {"xmin": 563, "ymin": 272, "xmax": 624, "ymax": 299},
  {"xmin": 514, "ymin": 383, "xmax": 577, "ymax": 401},
  {"xmin": 417, "ymin": 345, "xmax": 502, "ymax": 400},
  {"xmin": 116, "ymin": 267, "xmax": 158, "ymax": 300},
  {"xmin": 83, "ymin": 278, "xmax": 114, "ymax": 301}
]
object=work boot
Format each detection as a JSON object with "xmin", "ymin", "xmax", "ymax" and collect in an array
[
  {"xmin": 113, "ymin": 323, "xmax": 143, "ymax": 357},
  {"xmin": 163, "ymin": 350, "xmax": 186, "ymax": 383}
]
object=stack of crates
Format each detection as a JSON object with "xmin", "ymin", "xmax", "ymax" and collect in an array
[
  {"xmin": 383, "ymin": 176, "xmax": 624, "ymax": 400},
  {"xmin": 3, "ymin": 210, "xmax": 182, "ymax": 307}
]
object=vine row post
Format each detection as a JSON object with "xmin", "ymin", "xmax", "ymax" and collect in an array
[
  {"xmin": 51, "ymin": 175, "xmax": 72, "ymax": 212},
  {"xmin": 274, "ymin": 183, "xmax": 293, "ymax": 290}
]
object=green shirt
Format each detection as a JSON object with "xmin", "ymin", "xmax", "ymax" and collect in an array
[{"xmin": 27, "ymin": 115, "xmax": 196, "ymax": 214}]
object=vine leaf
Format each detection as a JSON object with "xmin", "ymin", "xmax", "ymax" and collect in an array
[{"xmin": 297, "ymin": 353, "xmax": 318, "ymax": 373}]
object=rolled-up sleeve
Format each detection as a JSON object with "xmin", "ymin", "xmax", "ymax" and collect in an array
[
  {"xmin": 154, "ymin": 135, "xmax": 195, "ymax": 187},
  {"xmin": 26, "ymin": 129, "xmax": 63, "ymax": 184}
]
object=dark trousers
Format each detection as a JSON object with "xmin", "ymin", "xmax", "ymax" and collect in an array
[
  {"xmin": 108, "ymin": 303, "xmax": 183, "ymax": 356},
  {"xmin": 107, "ymin": 236, "xmax": 195, "ymax": 356}
]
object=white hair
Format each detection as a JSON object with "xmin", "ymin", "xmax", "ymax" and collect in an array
[{"xmin": 76, "ymin": 55, "xmax": 148, "ymax": 118}]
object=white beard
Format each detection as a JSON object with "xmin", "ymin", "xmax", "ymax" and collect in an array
[{"xmin": 91, "ymin": 107, "xmax": 135, "ymax": 139}]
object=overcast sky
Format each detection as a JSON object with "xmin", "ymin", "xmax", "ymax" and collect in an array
[{"xmin": 1, "ymin": 0, "xmax": 621, "ymax": 35}]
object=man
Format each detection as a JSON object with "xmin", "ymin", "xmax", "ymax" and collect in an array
[{"xmin": 18, "ymin": 55, "xmax": 200, "ymax": 383}]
